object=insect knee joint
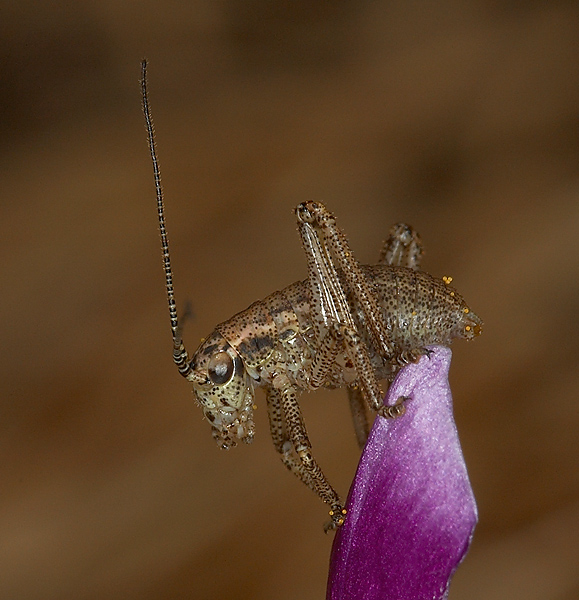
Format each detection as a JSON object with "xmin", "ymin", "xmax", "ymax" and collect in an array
[{"xmin": 296, "ymin": 444, "xmax": 314, "ymax": 465}]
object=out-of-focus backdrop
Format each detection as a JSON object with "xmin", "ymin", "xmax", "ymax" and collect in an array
[{"xmin": 1, "ymin": 2, "xmax": 578, "ymax": 599}]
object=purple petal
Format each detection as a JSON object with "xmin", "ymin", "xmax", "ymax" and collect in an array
[{"xmin": 327, "ymin": 346, "xmax": 477, "ymax": 600}]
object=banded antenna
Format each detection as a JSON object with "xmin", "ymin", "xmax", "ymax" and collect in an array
[{"xmin": 141, "ymin": 59, "xmax": 198, "ymax": 380}]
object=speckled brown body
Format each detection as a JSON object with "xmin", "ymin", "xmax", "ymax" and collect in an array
[
  {"xmin": 182, "ymin": 204, "xmax": 481, "ymax": 529},
  {"xmin": 181, "ymin": 205, "xmax": 482, "ymax": 531},
  {"xmin": 143, "ymin": 68, "xmax": 481, "ymax": 527},
  {"xmin": 207, "ymin": 264, "xmax": 478, "ymax": 396}
]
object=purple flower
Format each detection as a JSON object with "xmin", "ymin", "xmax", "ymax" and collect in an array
[{"xmin": 327, "ymin": 346, "xmax": 477, "ymax": 600}]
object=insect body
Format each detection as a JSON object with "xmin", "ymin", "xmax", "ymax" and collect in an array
[{"xmin": 141, "ymin": 61, "xmax": 482, "ymax": 529}]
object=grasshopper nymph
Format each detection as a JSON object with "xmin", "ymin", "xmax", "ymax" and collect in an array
[{"xmin": 141, "ymin": 60, "xmax": 482, "ymax": 530}]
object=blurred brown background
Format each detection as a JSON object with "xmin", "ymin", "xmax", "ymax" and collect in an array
[{"xmin": 1, "ymin": 1, "xmax": 578, "ymax": 598}]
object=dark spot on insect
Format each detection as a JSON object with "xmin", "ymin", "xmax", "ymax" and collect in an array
[
  {"xmin": 279, "ymin": 328, "xmax": 297, "ymax": 341},
  {"xmin": 255, "ymin": 336, "xmax": 271, "ymax": 350},
  {"xmin": 233, "ymin": 355, "xmax": 244, "ymax": 374},
  {"xmin": 239, "ymin": 335, "xmax": 273, "ymax": 356},
  {"xmin": 270, "ymin": 302, "xmax": 290, "ymax": 317},
  {"xmin": 203, "ymin": 344, "xmax": 219, "ymax": 356}
]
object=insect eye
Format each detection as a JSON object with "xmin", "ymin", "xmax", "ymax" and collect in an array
[{"xmin": 207, "ymin": 352, "xmax": 235, "ymax": 385}]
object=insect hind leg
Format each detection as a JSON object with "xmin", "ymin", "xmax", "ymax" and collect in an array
[
  {"xmin": 296, "ymin": 201, "xmax": 394, "ymax": 359},
  {"xmin": 378, "ymin": 223, "xmax": 424, "ymax": 269},
  {"xmin": 295, "ymin": 202, "xmax": 411, "ymax": 419}
]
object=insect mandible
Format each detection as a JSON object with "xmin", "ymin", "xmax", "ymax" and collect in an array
[{"xmin": 141, "ymin": 61, "xmax": 482, "ymax": 530}]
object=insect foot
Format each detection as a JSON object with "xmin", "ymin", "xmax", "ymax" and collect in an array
[
  {"xmin": 379, "ymin": 396, "xmax": 410, "ymax": 420},
  {"xmin": 324, "ymin": 504, "xmax": 348, "ymax": 533}
]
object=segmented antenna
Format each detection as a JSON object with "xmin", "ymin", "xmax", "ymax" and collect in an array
[{"xmin": 141, "ymin": 59, "xmax": 193, "ymax": 379}]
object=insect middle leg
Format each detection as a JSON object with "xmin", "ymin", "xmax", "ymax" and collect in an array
[{"xmin": 345, "ymin": 222, "xmax": 424, "ymax": 447}]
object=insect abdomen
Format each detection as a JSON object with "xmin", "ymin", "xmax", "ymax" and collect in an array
[{"xmin": 367, "ymin": 265, "xmax": 477, "ymax": 352}]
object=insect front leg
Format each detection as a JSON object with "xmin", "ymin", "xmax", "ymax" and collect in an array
[
  {"xmin": 266, "ymin": 387, "xmax": 315, "ymax": 492},
  {"xmin": 266, "ymin": 380, "xmax": 346, "ymax": 530}
]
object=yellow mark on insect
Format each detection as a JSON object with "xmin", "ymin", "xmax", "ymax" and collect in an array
[
  {"xmin": 465, "ymin": 325, "xmax": 471, "ymax": 331},
  {"xmin": 450, "ymin": 291, "xmax": 455, "ymax": 296},
  {"xmin": 463, "ymin": 307, "xmax": 470, "ymax": 314},
  {"xmin": 442, "ymin": 275, "xmax": 453, "ymax": 284},
  {"xmin": 411, "ymin": 310, "xmax": 417, "ymax": 316}
]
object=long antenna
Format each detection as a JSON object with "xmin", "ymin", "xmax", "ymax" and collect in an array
[{"xmin": 141, "ymin": 59, "xmax": 194, "ymax": 380}]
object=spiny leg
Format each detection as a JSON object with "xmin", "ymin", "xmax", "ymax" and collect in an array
[
  {"xmin": 296, "ymin": 209, "xmax": 385, "ymax": 409},
  {"xmin": 269, "ymin": 377, "xmax": 346, "ymax": 529},
  {"xmin": 265, "ymin": 387, "xmax": 315, "ymax": 493},
  {"xmin": 378, "ymin": 223, "xmax": 424, "ymax": 270},
  {"xmin": 307, "ymin": 316, "xmax": 389, "ymax": 417},
  {"xmin": 296, "ymin": 201, "xmax": 394, "ymax": 359},
  {"xmin": 308, "ymin": 322, "xmax": 342, "ymax": 389},
  {"xmin": 296, "ymin": 202, "xmax": 403, "ymax": 416},
  {"xmin": 344, "ymin": 222, "xmax": 423, "ymax": 437},
  {"xmin": 339, "ymin": 323, "xmax": 385, "ymax": 412},
  {"xmin": 382, "ymin": 230, "xmax": 439, "ymax": 366},
  {"xmin": 378, "ymin": 224, "xmax": 433, "ymax": 367},
  {"xmin": 339, "ymin": 323, "xmax": 409, "ymax": 417},
  {"xmin": 281, "ymin": 382, "xmax": 341, "ymax": 508}
]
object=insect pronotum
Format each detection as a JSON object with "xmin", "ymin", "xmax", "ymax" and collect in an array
[{"xmin": 141, "ymin": 60, "xmax": 482, "ymax": 530}]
